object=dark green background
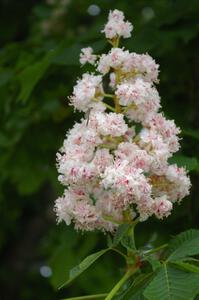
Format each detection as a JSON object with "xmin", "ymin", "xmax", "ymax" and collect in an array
[{"xmin": 0, "ymin": 0, "xmax": 199, "ymax": 299}]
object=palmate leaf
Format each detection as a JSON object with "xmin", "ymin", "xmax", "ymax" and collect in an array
[
  {"xmin": 121, "ymin": 224, "xmax": 137, "ymax": 251},
  {"xmin": 17, "ymin": 51, "xmax": 55, "ymax": 102},
  {"xmin": 183, "ymin": 129, "xmax": 199, "ymax": 141},
  {"xmin": 144, "ymin": 264, "xmax": 199, "ymax": 300},
  {"xmin": 53, "ymin": 40, "xmax": 106, "ymax": 66},
  {"xmin": 62, "ymin": 293, "xmax": 108, "ymax": 300},
  {"xmin": 121, "ymin": 235, "xmax": 136, "ymax": 251},
  {"xmin": 166, "ymin": 229, "xmax": 199, "ymax": 261},
  {"xmin": 59, "ymin": 249, "xmax": 109, "ymax": 289},
  {"xmin": 17, "ymin": 39, "xmax": 106, "ymax": 103},
  {"xmin": 168, "ymin": 155, "xmax": 198, "ymax": 171},
  {"xmin": 146, "ymin": 256, "xmax": 161, "ymax": 271},
  {"xmin": 49, "ymin": 229, "xmax": 98, "ymax": 289},
  {"xmin": 171, "ymin": 261, "xmax": 199, "ymax": 274},
  {"xmin": 116, "ymin": 273, "xmax": 153, "ymax": 300},
  {"xmin": 112, "ymin": 224, "xmax": 131, "ymax": 247}
]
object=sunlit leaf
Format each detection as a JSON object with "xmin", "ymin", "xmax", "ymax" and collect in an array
[
  {"xmin": 116, "ymin": 273, "xmax": 153, "ymax": 300},
  {"xmin": 171, "ymin": 261, "xmax": 199, "ymax": 274},
  {"xmin": 17, "ymin": 50, "xmax": 55, "ymax": 102},
  {"xmin": 112, "ymin": 224, "xmax": 131, "ymax": 247},
  {"xmin": 146, "ymin": 256, "xmax": 161, "ymax": 271},
  {"xmin": 144, "ymin": 264, "xmax": 199, "ymax": 300},
  {"xmin": 166, "ymin": 229, "xmax": 199, "ymax": 261},
  {"xmin": 59, "ymin": 249, "xmax": 109, "ymax": 289},
  {"xmin": 183, "ymin": 129, "xmax": 199, "ymax": 141},
  {"xmin": 168, "ymin": 155, "xmax": 198, "ymax": 171}
]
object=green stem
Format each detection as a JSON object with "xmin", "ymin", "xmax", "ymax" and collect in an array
[
  {"xmin": 183, "ymin": 257, "xmax": 199, "ymax": 263},
  {"xmin": 102, "ymin": 215, "xmax": 124, "ymax": 225},
  {"xmin": 103, "ymin": 93, "xmax": 114, "ymax": 98},
  {"xmin": 104, "ymin": 103, "xmax": 116, "ymax": 112},
  {"xmin": 122, "ymin": 103, "xmax": 137, "ymax": 114},
  {"xmin": 104, "ymin": 267, "xmax": 138, "ymax": 300},
  {"xmin": 113, "ymin": 96, "xmax": 121, "ymax": 113},
  {"xmin": 92, "ymin": 97, "xmax": 115, "ymax": 112},
  {"xmin": 62, "ymin": 293, "xmax": 109, "ymax": 300},
  {"xmin": 111, "ymin": 248, "xmax": 128, "ymax": 260},
  {"xmin": 144, "ymin": 243, "xmax": 168, "ymax": 255},
  {"xmin": 108, "ymin": 36, "xmax": 120, "ymax": 48},
  {"xmin": 128, "ymin": 218, "xmax": 139, "ymax": 252},
  {"xmin": 113, "ymin": 36, "xmax": 120, "ymax": 48}
]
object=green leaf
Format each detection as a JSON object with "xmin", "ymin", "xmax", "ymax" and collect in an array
[
  {"xmin": 144, "ymin": 264, "xmax": 199, "ymax": 300},
  {"xmin": 0, "ymin": 69, "xmax": 13, "ymax": 87},
  {"xmin": 168, "ymin": 155, "xmax": 198, "ymax": 171},
  {"xmin": 121, "ymin": 235, "xmax": 135, "ymax": 251},
  {"xmin": 52, "ymin": 40, "xmax": 106, "ymax": 66},
  {"xmin": 112, "ymin": 224, "xmax": 131, "ymax": 247},
  {"xmin": 117, "ymin": 273, "xmax": 153, "ymax": 300},
  {"xmin": 59, "ymin": 249, "xmax": 109, "ymax": 289},
  {"xmin": 183, "ymin": 129, "xmax": 199, "ymax": 141},
  {"xmin": 167, "ymin": 229, "xmax": 199, "ymax": 261},
  {"xmin": 17, "ymin": 50, "xmax": 55, "ymax": 102},
  {"xmin": 61, "ymin": 293, "xmax": 108, "ymax": 300},
  {"xmin": 49, "ymin": 229, "xmax": 81, "ymax": 289},
  {"xmin": 52, "ymin": 43, "xmax": 82, "ymax": 66},
  {"xmin": 171, "ymin": 261, "xmax": 199, "ymax": 274},
  {"xmin": 17, "ymin": 39, "xmax": 85, "ymax": 103},
  {"xmin": 49, "ymin": 229, "xmax": 99, "ymax": 289},
  {"xmin": 121, "ymin": 224, "xmax": 138, "ymax": 251},
  {"xmin": 143, "ymin": 243, "xmax": 168, "ymax": 256},
  {"xmin": 107, "ymin": 234, "xmax": 113, "ymax": 248},
  {"xmin": 146, "ymin": 256, "xmax": 161, "ymax": 272}
]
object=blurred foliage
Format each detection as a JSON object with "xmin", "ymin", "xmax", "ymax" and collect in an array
[{"xmin": 0, "ymin": 0, "xmax": 199, "ymax": 299}]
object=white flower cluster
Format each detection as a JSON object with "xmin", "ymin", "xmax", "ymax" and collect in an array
[
  {"xmin": 102, "ymin": 9, "xmax": 133, "ymax": 39},
  {"xmin": 55, "ymin": 10, "xmax": 191, "ymax": 231}
]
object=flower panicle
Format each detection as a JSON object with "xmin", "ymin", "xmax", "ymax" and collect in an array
[{"xmin": 55, "ymin": 9, "xmax": 191, "ymax": 232}]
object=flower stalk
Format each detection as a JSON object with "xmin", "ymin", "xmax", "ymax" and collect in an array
[{"xmin": 104, "ymin": 266, "xmax": 139, "ymax": 300}]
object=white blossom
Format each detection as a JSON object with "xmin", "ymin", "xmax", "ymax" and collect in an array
[
  {"xmin": 102, "ymin": 9, "xmax": 133, "ymax": 39},
  {"xmin": 55, "ymin": 9, "xmax": 191, "ymax": 232},
  {"xmin": 79, "ymin": 47, "xmax": 97, "ymax": 65}
]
